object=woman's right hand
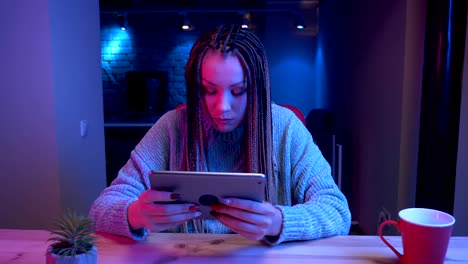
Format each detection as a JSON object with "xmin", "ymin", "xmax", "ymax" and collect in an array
[{"xmin": 128, "ymin": 190, "xmax": 201, "ymax": 232}]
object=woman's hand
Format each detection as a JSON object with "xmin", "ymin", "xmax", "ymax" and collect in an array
[
  {"xmin": 210, "ymin": 198, "xmax": 283, "ymax": 240},
  {"xmin": 128, "ymin": 190, "xmax": 201, "ymax": 232}
]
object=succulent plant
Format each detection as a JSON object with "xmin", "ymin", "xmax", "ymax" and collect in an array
[{"xmin": 47, "ymin": 209, "xmax": 97, "ymax": 257}]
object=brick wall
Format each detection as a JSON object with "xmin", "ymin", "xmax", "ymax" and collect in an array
[{"xmin": 101, "ymin": 13, "xmax": 197, "ymax": 121}]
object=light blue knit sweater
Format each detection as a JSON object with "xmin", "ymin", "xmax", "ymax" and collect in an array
[{"xmin": 89, "ymin": 104, "xmax": 351, "ymax": 245}]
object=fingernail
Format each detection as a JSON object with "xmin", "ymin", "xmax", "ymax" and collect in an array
[
  {"xmin": 220, "ymin": 198, "xmax": 231, "ymax": 205},
  {"xmin": 170, "ymin": 193, "xmax": 181, "ymax": 200},
  {"xmin": 194, "ymin": 212, "xmax": 202, "ymax": 217},
  {"xmin": 210, "ymin": 204, "xmax": 222, "ymax": 211},
  {"xmin": 189, "ymin": 205, "xmax": 200, "ymax": 212}
]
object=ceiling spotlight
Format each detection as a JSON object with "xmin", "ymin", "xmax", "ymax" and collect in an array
[
  {"xmin": 113, "ymin": 13, "xmax": 128, "ymax": 31},
  {"xmin": 181, "ymin": 13, "xmax": 191, "ymax": 30},
  {"xmin": 120, "ymin": 20, "xmax": 127, "ymax": 31},
  {"xmin": 241, "ymin": 13, "xmax": 251, "ymax": 29},
  {"xmin": 294, "ymin": 13, "xmax": 306, "ymax": 30}
]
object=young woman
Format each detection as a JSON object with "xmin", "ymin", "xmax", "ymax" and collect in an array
[{"xmin": 90, "ymin": 25, "xmax": 351, "ymax": 245}]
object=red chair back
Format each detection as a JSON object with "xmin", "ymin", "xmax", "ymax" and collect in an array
[
  {"xmin": 279, "ymin": 104, "xmax": 306, "ymax": 125},
  {"xmin": 174, "ymin": 104, "xmax": 186, "ymax": 110}
]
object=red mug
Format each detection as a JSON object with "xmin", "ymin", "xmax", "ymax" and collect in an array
[{"xmin": 379, "ymin": 208, "xmax": 455, "ymax": 264}]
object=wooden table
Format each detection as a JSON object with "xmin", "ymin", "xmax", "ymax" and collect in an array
[{"xmin": 0, "ymin": 229, "xmax": 467, "ymax": 263}]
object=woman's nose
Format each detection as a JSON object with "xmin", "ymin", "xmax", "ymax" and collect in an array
[{"xmin": 217, "ymin": 93, "xmax": 231, "ymax": 112}]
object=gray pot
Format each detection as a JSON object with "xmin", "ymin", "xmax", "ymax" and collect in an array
[{"xmin": 46, "ymin": 245, "xmax": 98, "ymax": 264}]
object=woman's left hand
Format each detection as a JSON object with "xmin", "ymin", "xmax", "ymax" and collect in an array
[{"xmin": 209, "ymin": 198, "xmax": 283, "ymax": 240}]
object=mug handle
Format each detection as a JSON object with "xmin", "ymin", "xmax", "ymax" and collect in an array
[{"xmin": 378, "ymin": 220, "xmax": 403, "ymax": 259}]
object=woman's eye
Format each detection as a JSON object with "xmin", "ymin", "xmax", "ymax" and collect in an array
[
  {"xmin": 202, "ymin": 87, "xmax": 216, "ymax": 95},
  {"xmin": 232, "ymin": 87, "xmax": 247, "ymax": 96}
]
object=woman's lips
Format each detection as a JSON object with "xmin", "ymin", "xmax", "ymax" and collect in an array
[{"xmin": 215, "ymin": 118, "xmax": 233, "ymax": 125}]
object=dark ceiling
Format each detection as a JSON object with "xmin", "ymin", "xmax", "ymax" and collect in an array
[
  {"xmin": 99, "ymin": 0, "xmax": 320, "ymax": 12},
  {"xmin": 100, "ymin": 0, "xmax": 266, "ymax": 11}
]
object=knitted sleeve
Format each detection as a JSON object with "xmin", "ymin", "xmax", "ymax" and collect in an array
[
  {"xmin": 264, "ymin": 108, "xmax": 352, "ymax": 245},
  {"xmin": 88, "ymin": 111, "xmax": 178, "ymax": 240}
]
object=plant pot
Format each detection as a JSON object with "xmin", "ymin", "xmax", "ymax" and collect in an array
[{"xmin": 46, "ymin": 245, "xmax": 98, "ymax": 264}]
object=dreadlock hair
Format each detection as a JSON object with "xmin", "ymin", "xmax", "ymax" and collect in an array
[{"xmin": 184, "ymin": 25, "xmax": 277, "ymax": 205}]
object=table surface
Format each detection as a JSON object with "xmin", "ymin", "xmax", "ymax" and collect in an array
[{"xmin": 0, "ymin": 229, "xmax": 467, "ymax": 264}]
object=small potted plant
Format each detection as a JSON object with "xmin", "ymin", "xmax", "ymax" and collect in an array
[{"xmin": 46, "ymin": 209, "xmax": 98, "ymax": 264}]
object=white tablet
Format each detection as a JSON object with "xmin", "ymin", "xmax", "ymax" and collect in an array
[{"xmin": 149, "ymin": 170, "xmax": 266, "ymax": 219}]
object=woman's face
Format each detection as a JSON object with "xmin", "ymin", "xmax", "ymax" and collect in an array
[{"xmin": 200, "ymin": 52, "xmax": 247, "ymax": 133}]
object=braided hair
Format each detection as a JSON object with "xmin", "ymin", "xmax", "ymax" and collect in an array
[{"xmin": 184, "ymin": 25, "xmax": 277, "ymax": 204}]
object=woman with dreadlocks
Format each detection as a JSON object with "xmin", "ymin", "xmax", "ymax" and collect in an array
[{"xmin": 90, "ymin": 25, "xmax": 351, "ymax": 245}]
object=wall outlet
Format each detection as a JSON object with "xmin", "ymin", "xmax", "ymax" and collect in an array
[{"xmin": 80, "ymin": 120, "xmax": 88, "ymax": 138}]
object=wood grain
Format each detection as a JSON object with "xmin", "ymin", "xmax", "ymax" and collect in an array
[{"xmin": 0, "ymin": 229, "xmax": 467, "ymax": 264}]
